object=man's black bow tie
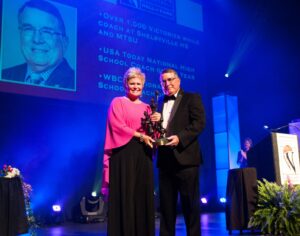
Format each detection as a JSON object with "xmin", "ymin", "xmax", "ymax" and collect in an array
[{"xmin": 164, "ymin": 95, "xmax": 176, "ymax": 102}]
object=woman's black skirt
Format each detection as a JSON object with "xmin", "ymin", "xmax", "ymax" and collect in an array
[{"xmin": 108, "ymin": 138, "xmax": 155, "ymax": 236}]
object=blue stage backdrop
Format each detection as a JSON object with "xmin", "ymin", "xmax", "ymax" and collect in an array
[{"xmin": 1, "ymin": 0, "xmax": 300, "ymax": 218}]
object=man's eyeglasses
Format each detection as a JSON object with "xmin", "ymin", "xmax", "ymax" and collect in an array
[
  {"xmin": 19, "ymin": 25, "xmax": 63, "ymax": 40},
  {"xmin": 160, "ymin": 77, "xmax": 177, "ymax": 84}
]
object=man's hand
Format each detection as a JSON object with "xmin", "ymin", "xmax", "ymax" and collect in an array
[
  {"xmin": 166, "ymin": 135, "xmax": 179, "ymax": 146},
  {"xmin": 150, "ymin": 112, "xmax": 161, "ymax": 122}
]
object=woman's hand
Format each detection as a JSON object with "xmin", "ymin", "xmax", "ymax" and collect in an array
[
  {"xmin": 135, "ymin": 132, "xmax": 155, "ymax": 148},
  {"xmin": 142, "ymin": 134, "xmax": 155, "ymax": 148},
  {"xmin": 241, "ymin": 150, "xmax": 247, "ymax": 159}
]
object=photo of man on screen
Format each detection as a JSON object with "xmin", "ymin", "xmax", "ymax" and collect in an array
[{"xmin": 1, "ymin": 0, "xmax": 75, "ymax": 90}]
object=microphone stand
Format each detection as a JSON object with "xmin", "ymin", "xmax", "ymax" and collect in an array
[{"xmin": 265, "ymin": 124, "xmax": 300, "ymax": 133}]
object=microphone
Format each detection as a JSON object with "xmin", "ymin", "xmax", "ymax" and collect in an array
[
  {"xmin": 263, "ymin": 124, "xmax": 300, "ymax": 132},
  {"xmin": 154, "ymin": 90, "xmax": 159, "ymax": 103}
]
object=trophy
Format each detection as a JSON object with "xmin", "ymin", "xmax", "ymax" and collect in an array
[{"xmin": 141, "ymin": 91, "xmax": 169, "ymax": 146}]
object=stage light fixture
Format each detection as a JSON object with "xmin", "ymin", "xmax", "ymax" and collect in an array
[
  {"xmin": 48, "ymin": 204, "xmax": 64, "ymax": 224},
  {"xmin": 224, "ymin": 73, "xmax": 229, "ymax": 78},
  {"xmin": 263, "ymin": 125, "xmax": 269, "ymax": 130},
  {"xmin": 219, "ymin": 197, "xmax": 226, "ymax": 203},
  {"xmin": 200, "ymin": 197, "xmax": 208, "ymax": 204},
  {"xmin": 52, "ymin": 205, "xmax": 61, "ymax": 212},
  {"xmin": 76, "ymin": 193, "xmax": 106, "ymax": 223}
]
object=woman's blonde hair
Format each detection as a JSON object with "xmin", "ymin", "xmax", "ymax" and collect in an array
[{"xmin": 123, "ymin": 67, "xmax": 145, "ymax": 89}]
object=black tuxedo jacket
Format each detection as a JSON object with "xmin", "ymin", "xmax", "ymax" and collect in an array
[
  {"xmin": 157, "ymin": 89, "xmax": 205, "ymax": 167},
  {"xmin": 1, "ymin": 58, "xmax": 75, "ymax": 90}
]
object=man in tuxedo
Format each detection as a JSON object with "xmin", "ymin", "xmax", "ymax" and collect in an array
[
  {"xmin": 151, "ymin": 68, "xmax": 206, "ymax": 236},
  {"xmin": 1, "ymin": 0, "xmax": 74, "ymax": 90}
]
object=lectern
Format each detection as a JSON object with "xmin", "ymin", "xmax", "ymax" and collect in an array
[{"xmin": 248, "ymin": 132, "xmax": 300, "ymax": 185}]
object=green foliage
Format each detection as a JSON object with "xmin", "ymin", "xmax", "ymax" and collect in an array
[{"xmin": 248, "ymin": 179, "xmax": 300, "ymax": 236}]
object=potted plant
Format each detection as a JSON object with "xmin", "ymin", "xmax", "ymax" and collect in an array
[{"xmin": 248, "ymin": 179, "xmax": 300, "ymax": 235}]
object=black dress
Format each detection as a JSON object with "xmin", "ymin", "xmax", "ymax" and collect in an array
[{"xmin": 107, "ymin": 138, "xmax": 155, "ymax": 236}]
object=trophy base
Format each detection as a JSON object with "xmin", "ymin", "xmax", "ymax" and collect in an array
[{"xmin": 155, "ymin": 137, "xmax": 169, "ymax": 146}]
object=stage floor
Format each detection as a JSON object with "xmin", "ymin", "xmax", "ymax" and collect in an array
[{"xmin": 29, "ymin": 212, "xmax": 261, "ymax": 236}]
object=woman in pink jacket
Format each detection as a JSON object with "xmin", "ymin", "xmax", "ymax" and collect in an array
[{"xmin": 101, "ymin": 67, "xmax": 155, "ymax": 236}]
